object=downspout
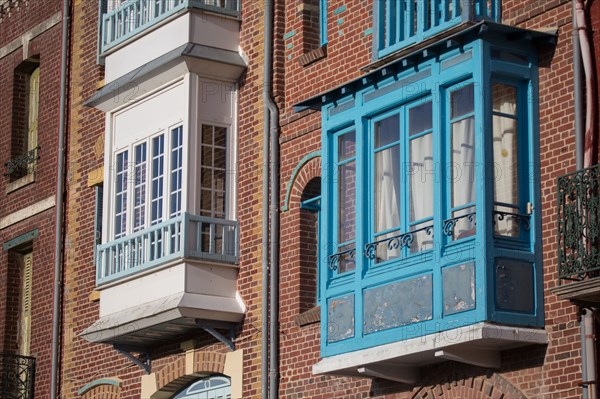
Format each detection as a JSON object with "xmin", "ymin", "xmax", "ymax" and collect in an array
[
  {"xmin": 574, "ymin": 1, "xmax": 598, "ymax": 397},
  {"xmin": 265, "ymin": 0, "xmax": 281, "ymax": 398},
  {"xmin": 574, "ymin": 0, "xmax": 584, "ymax": 170},
  {"xmin": 262, "ymin": 0, "xmax": 281, "ymax": 395},
  {"xmin": 575, "ymin": 0, "xmax": 597, "ymax": 168},
  {"xmin": 50, "ymin": 0, "xmax": 71, "ymax": 398}
]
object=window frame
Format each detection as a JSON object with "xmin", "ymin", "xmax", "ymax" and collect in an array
[
  {"xmin": 109, "ymin": 123, "xmax": 184, "ymax": 241},
  {"xmin": 318, "ymin": 39, "xmax": 543, "ymax": 357}
]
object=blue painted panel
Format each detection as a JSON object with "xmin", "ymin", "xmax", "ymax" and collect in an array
[
  {"xmin": 443, "ymin": 262, "xmax": 475, "ymax": 316},
  {"xmin": 495, "ymin": 258, "xmax": 534, "ymax": 314},
  {"xmin": 363, "ymin": 274, "xmax": 432, "ymax": 335},
  {"xmin": 328, "ymin": 293, "xmax": 355, "ymax": 342}
]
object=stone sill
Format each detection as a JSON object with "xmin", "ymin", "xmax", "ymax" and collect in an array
[
  {"xmin": 551, "ymin": 278, "xmax": 600, "ymax": 304},
  {"xmin": 5, "ymin": 173, "xmax": 35, "ymax": 194},
  {"xmin": 295, "ymin": 306, "xmax": 320, "ymax": 327}
]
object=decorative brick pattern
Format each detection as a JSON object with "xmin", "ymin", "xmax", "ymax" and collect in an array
[{"xmin": 153, "ymin": 351, "xmax": 227, "ymax": 395}]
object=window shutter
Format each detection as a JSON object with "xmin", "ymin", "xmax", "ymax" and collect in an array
[
  {"xmin": 27, "ymin": 67, "xmax": 40, "ymax": 153},
  {"xmin": 19, "ymin": 252, "xmax": 33, "ymax": 356}
]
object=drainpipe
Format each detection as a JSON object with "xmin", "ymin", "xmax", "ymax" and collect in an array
[
  {"xmin": 50, "ymin": 0, "xmax": 71, "ymax": 398},
  {"xmin": 574, "ymin": 0, "xmax": 584, "ymax": 170},
  {"xmin": 581, "ymin": 308, "xmax": 597, "ymax": 399},
  {"xmin": 575, "ymin": 0, "xmax": 597, "ymax": 168},
  {"xmin": 264, "ymin": 0, "xmax": 281, "ymax": 397},
  {"xmin": 262, "ymin": 0, "xmax": 281, "ymax": 397}
]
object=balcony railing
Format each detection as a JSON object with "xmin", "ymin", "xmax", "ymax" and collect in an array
[
  {"xmin": 0, "ymin": 353, "xmax": 35, "ymax": 399},
  {"xmin": 3, "ymin": 147, "xmax": 39, "ymax": 177},
  {"xmin": 375, "ymin": 0, "xmax": 501, "ymax": 58},
  {"xmin": 99, "ymin": 0, "xmax": 241, "ymax": 54},
  {"xmin": 96, "ymin": 212, "xmax": 239, "ymax": 285},
  {"xmin": 557, "ymin": 164, "xmax": 600, "ymax": 282}
]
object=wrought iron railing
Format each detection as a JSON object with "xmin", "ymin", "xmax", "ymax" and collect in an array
[
  {"xmin": 375, "ymin": 0, "xmax": 501, "ymax": 58},
  {"xmin": 99, "ymin": 0, "xmax": 241, "ymax": 54},
  {"xmin": 96, "ymin": 212, "xmax": 239, "ymax": 285},
  {"xmin": 0, "ymin": 353, "xmax": 35, "ymax": 399},
  {"xmin": 4, "ymin": 147, "xmax": 39, "ymax": 177},
  {"xmin": 557, "ymin": 164, "xmax": 600, "ymax": 281}
]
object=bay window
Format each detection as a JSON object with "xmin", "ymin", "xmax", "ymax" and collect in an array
[{"xmin": 315, "ymin": 36, "xmax": 545, "ymax": 359}]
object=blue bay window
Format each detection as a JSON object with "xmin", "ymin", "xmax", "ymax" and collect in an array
[{"xmin": 300, "ymin": 26, "xmax": 554, "ymax": 368}]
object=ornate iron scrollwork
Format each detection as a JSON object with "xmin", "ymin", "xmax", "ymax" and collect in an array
[
  {"xmin": 442, "ymin": 212, "xmax": 476, "ymax": 236},
  {"xmin": 557, "ymin": 164, "xmax": 600, "ymax": 281},
  {"xmin": 4, "ymin": 146, "xmax": 40, "ymax": 176},
  {"xmin": 492, "ymin": 210, "xmax": 531, "ymax": 231},
  {"xmin": 329, "ymin": 248, "xmax": 356, "ymax": 271},
  {"xmin": 363, "ymin": 225, "xmax": 433, "ymax": 260}
]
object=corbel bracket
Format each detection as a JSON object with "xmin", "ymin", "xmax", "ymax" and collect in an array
[{"xmin": 113, "ymin": 345, "xmax": 151, "ymax": 374}]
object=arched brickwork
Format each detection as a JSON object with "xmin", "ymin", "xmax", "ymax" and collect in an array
[
  {"xmin": 410, "ymin": 370, "xmax": 526, "ymax": 399},
  {"xmin": 153, "ymin": 352, "xmax": 227, "ymax": 396},
  {"xmin": 282, "ymin": 153, "xmax": 321, "ymax": 212},
  {"xmin": 78, "ymin": 378, "xmax": 122, "ymax": 399}
]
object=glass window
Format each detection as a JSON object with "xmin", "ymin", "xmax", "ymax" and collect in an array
[
  {"xmin": 114, "ymin": 150, "xmax": 129, "ymax": 239},
  {"xmin": 335, "ymin": 131, "xmax": 356, "ymax": 273},
  {"xmin": 492, "ymin": 82, "xmax": 521, "ymax": 237},
  {"xmin": 170, "ymin": 126, "xmax": 183, "ymax": 218},
  {"xmin": 449, "ymin": 84, "xmax": 476, "ymax": 240},
  {"xmin": 173, "ymin": 375, "xmax": 231, "ymax": 399}
]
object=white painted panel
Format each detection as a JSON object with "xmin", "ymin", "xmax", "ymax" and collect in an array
[
  {"xmin": 185, "ymin": 262, "xmax": 238, "ymax": 297},
  {"xmin": 99, "ymin": 261, "xmax": 239, "ymax": 317},
  {"xmin": 105, "ymin": 13, "xmax": 190, "ymax": 83},
  {"xmin": 196, "ymin": 77, "xmax": 235, "ymax": 125},
  {"xmin": 189, "ymin": 12, "xmax": 240, "ymax": 52},
  {"xmin": 112, "ymin": 81, "xmax": 186, "ymax": 150},
  {"xmin": 99, "ymin": 263, "xmax": 187, "ymax": 316},
  {"xmin": 104, "ymin": 11, "xmax": 240, "ymax": 83}
]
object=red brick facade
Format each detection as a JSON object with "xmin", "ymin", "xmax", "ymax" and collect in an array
[
  {"xmin": 0, "ymin": 1, "xmax": 64, "ymax": 397},
  {"xmin": 0, "ymin": 0, "xmax": 596, "ymax": 397}
]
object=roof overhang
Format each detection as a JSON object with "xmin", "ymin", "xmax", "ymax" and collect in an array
[
  {"xmin": 80, "ymin": 292, "xmax": 245, "ymax": 349},
  {"xmin": 85, "ymin": 42, "xmax": 246, "ymax": 112},
  {"xmin": 313, "ymin": 322, "xmax": 547, "ymax": 384},
  {"xmin": 293, "ymin": 21, "xmax": 558, "ymax": 112}
]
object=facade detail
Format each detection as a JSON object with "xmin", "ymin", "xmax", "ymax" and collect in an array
[{"xmin": 2, "ymin": 0, "xmax": 600, "ymax": 398}]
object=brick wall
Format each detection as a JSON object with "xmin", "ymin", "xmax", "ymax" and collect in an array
[
  {"xmin": 276, "ymin": 0, "xmax": 586, "ymax": 398},
  {"xmin": 0, "ymin": 1, "xmax": 63, "ymax": 397}
]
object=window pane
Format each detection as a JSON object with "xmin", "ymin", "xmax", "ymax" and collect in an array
[
  {"xmin": 451, "ymin": 206, "xmax": 476, "ymax": 240},
  {"xmin": 409, "ymin": 101, "xmax": 432, "ymax": 135},
  {"xmin": 151, "ymin": 135, "xmax": 164, "ymax": 224},
  {"xmin": 133, "ymin": 143, "xmax": 147, "ymax": 232},
  {"xmin": 114, "ymin": 151, "xmax": 128, "ymax": 238},
  {"xmin": 493, "ymin": 83, "xmax": 517, "ymax": 115},
  {"xmin": 410, "ymin": 133, "xmax": 433, "ymax": 222},
  {"xmin": 451, "ymin": 84, "xmax": 474, "ymax": 119},
  {"xmin": 200, "ymin": 125, "xmax": 228, "ymax": 218},
  {"xmin": 170, "ymin": 126, "xmax": 183, "ymax": 217},
  {"xmin": 338, "ymin": 131, "xmax": 356, "ymax": 161},
  {"xmin": 451, "ymin": 116, "xmax": 475, "ymax": 208},
  {"xmin": 374, "ymin": 146, "xmax": 400, "ymax": 233},
  {"xmin": 338, "ymin": 160, "xmax": 356, "ymax": 244},
  {"xmin": 493, "ymin": 115, "xmax": 519, "ymax": 206},
  {"xmin": 375, "ymin": 114, "xmax": 400, "ymax": 148}
]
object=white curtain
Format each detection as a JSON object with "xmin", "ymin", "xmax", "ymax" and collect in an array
[
  {"xmin": 410, "ymin": 133, "xmax": 434, "ymax": 250},
  {"xmin": 451, "ymin": 117, "xmax": 476, "ymax": 239},
  {"xmin": 493, "ymin": 90, "xmax": 518, "ymax": 236},
  {"xmin": 375, "ymin": 147, "xmax": 401, "ymax": 260}
]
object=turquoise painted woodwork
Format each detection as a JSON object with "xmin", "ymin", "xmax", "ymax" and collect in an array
[
  {"xmin": 373, "ymin": 0, "xmax": 501, "ymax": 60},
  {"xmin": 96, "ymin": 212, "xmax": 239, "ymax": 285},
  {"xmin": 319, "ymin": 35, "xmax": 543, "ymax": 357},
  {"xmin": 98, "ymin": 0, "xmax": 241, "ymax": 54},
  {"xmin": 320, "ymin": 0, "xmax": 328, "ymax": 46},
  {"xmin": 281, "ymin": 151, "xmax": 321, "ymax": 212}
]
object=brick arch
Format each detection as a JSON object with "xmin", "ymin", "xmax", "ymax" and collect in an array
[
  {"xmin": 411, "ymin": 373, "xmax": 527, "ymax": 399},
  {"xmin": 78, "ymin": 378, "xmax": 122, "ymax": 399},
  {"xmin": 282, "ymin": 152, "xmax": 321, "ymax": 212},
  {"xmin": 153, "ymin": 352, "xmax": 227, "ymax": 397}
]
